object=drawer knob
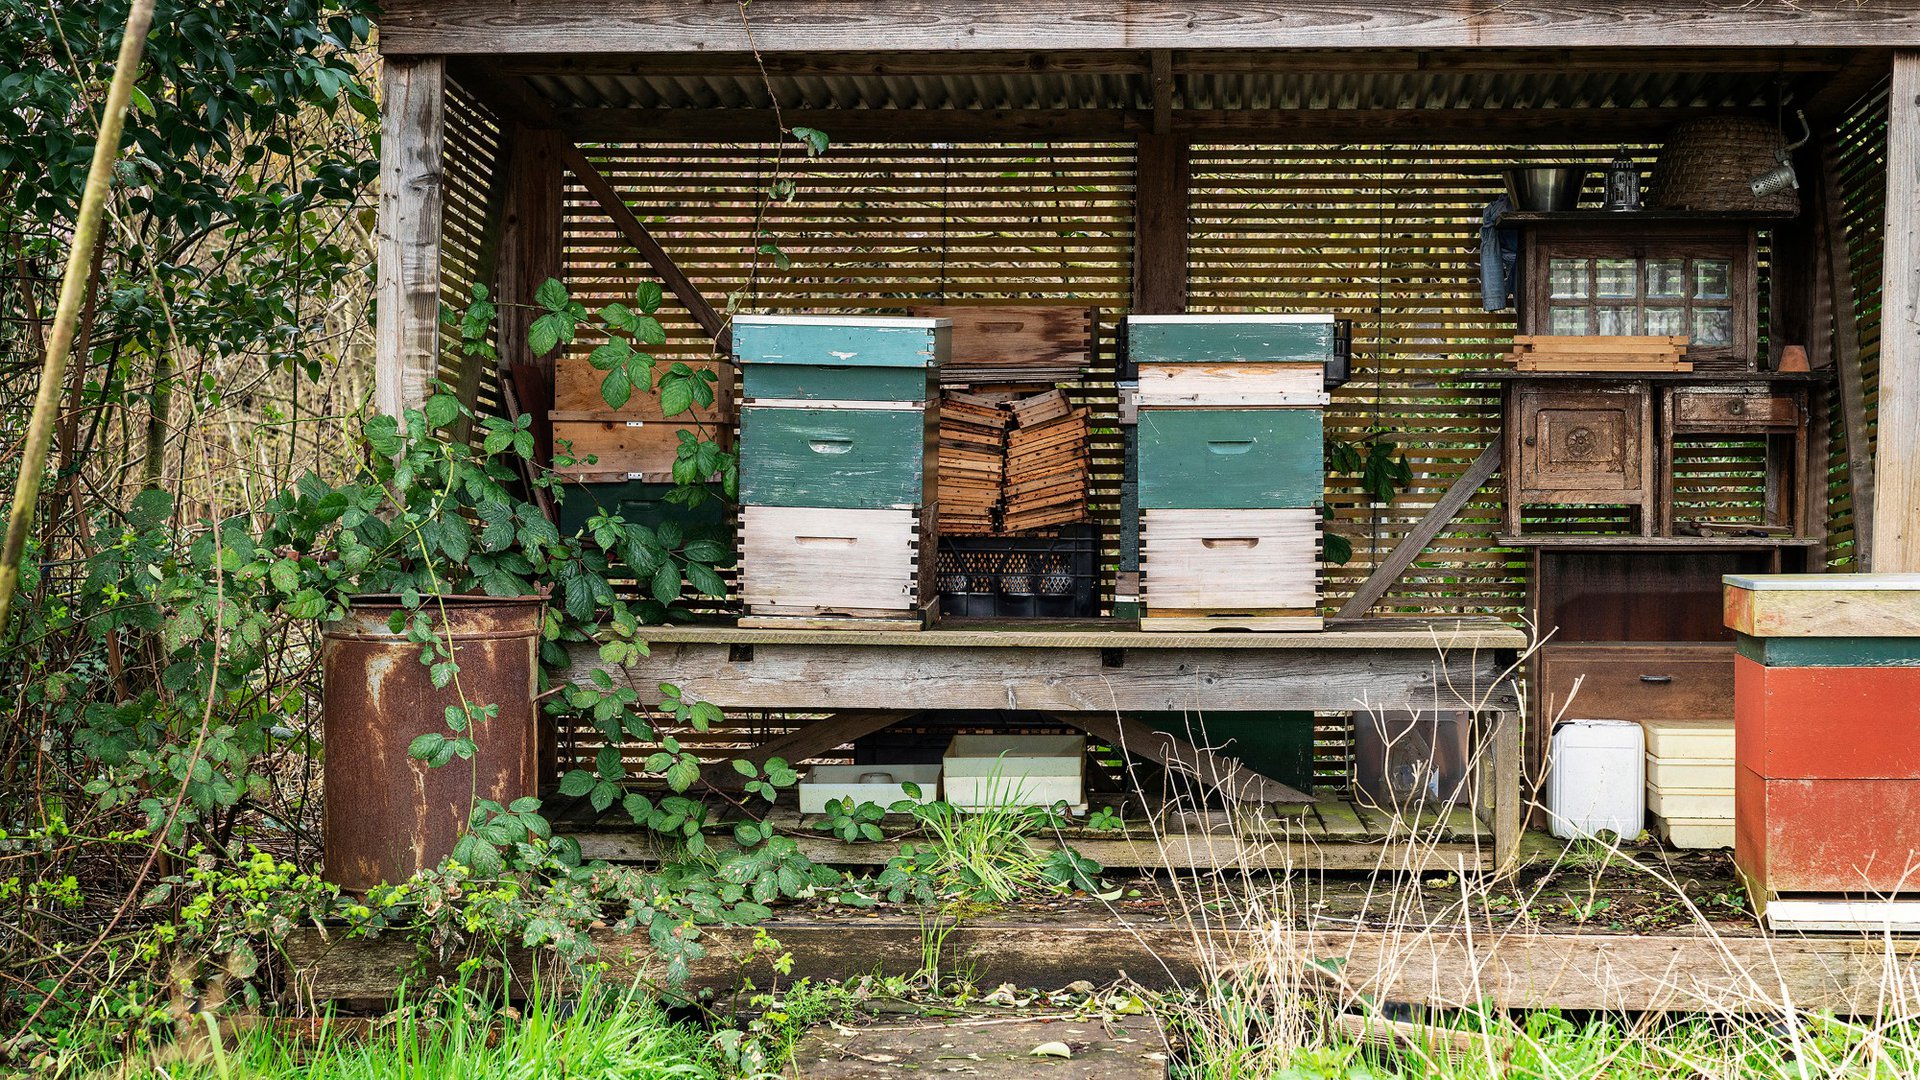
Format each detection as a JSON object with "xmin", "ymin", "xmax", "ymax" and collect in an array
[
  {"xmin": 1727, "ymin": 399, "xmax": 1746, "ymax": 415},
  {"xmin": 1206, "ymin": 440, "xmax": 1256, "ymax": 455},
  {"xmin": 1200, "ymin": 537, "xmax": 1261, "ymax": 549},
  {"xmin": 807, "ymin": 437, "xmax": 854, "ymax": 454},
  {"xmin": 1639, "ymin": 674, "xmax": 1673, "ymax": 684}
]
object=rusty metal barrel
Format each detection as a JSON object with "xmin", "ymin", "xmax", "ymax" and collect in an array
[{"xmin": 321, "ymin": 595, "xmax": 545, "ymax": 893}]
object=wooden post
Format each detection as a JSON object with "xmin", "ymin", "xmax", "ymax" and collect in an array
[
  {"xmin": 375, "ymin": 57, "xmax": 446, "ymax": 419},
  {"xmin": 1131, "ymin": 135, "xmax": 1189, "ymax": 315},
  {"xmin": 495, "ymin": 125, "xmax": 565, "ymax": 462},
  {"xmin": 1876, "ymin": 51, "xmax": 1920, "ymax": 570}
]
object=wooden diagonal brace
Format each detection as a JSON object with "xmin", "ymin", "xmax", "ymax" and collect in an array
[
  {"xmin": 1048, "ymin": 711, "xmax": 1314, "ymax": 804},
  {"xmin": 1337, "ymin": 441, "xmax": 1504, "ymax": 619}
]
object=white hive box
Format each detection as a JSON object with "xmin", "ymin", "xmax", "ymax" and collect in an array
[
  {"xmin": 942, "ymin": 735, "xmax": 1086, "ymax": 811},
  {"xmin": 798, "ymin": 765, "xmax": 943, "ymax": 815},
  {"xmin": 1644, "ymin": 720, "xmax": 1734, "ymax": 848}
]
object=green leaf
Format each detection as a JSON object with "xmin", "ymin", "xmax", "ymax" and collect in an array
[
  {"xmin": 424, "ymin": 393, "xmax": 460, "ymax": 429},
  {"xmin": 685, "ymin": 562, "xmax": 726, "ymax": 599},
  {"xmin": 535, "ymin": 278, "xmax": 570, "ymax": 311},
  {"xmin": 596, "ymin": 746, "xmax": 626, "ymax": 780},
  {"xmin": 731, "ymin": 759, "xmax": 758, "ymax": 778},
  {"xmin": 631, "ymin": 315, "xmax": 666, "ymax": 346},
  {"xmin": 650, "ymin": 562, "xmax": 682, "ymax": 605},
  {"xmin": 665, "ymin": 756, "xmax": 700, "ymax": 793},
  {"xmin": 634, "ymin": 282, "xmax": 664, "ymax": 314},
  {"xmin": 557, "ymin": 769, "xmax": 597, "ymax": 797},
  {"xmin": 407, "ymin": 732, "xmax": 447, "ymax": 761},
  {"xmin": 657, "ymin": 376, "xmax": 695, "ymax": 418},
  {"xmin": 791, "ymin": 126, "xmax": 830, "ymax": 156},
  {"xmin": 589, "ymin": 339, "xmax": 630, "ymax": 371},
  {"xmin": 529, "ymin": 312, "xmax": 571, "ymax": 357},
  {"xmin": 600, "ymin": 365, "xmax": 632, "ymax": 410},
  {"xmin": 683, "ymin": 539, "xmax": 730, "ymax": 563},
  {"xmin": 268, "ymin": 559, "xmax": 301, "ymax": 595}
]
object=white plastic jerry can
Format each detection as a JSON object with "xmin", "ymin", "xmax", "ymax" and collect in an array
[{"xmin": 1546, "ymin": 718, "xmax": 1646, "ymax": 841}]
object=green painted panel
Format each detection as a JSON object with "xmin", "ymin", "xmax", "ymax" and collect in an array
[
  {"xmin": 740, "ymin": 406, "xmax": 933, "ymax": 508},
  {"xmin": 1137, "ymin": 711, "xmax": 1317, "ymax": 792},
  {"xmin": 742, "ymin": 363, "xmax": 934, "ymax": 402},
  {"xmin": 734, "ymin": 319, "xmax": 949, "ymax": 368},
  {"xmin": 1128, "ymin": 318, "xmax": 1336, "ymax": 364},
  {"xmin": 1737, "ymin": 634, "xmax": 1920, "ymax": 668},
  {"xmin": 1137, "ymin": 408, "xmax": 1324, "ymax": 509},
  {"xmin": 555, "ymin": 480, "xmax": 728, "ymax": 538}
]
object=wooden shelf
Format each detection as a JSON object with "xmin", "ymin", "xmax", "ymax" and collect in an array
[
  {"xmin": 1475, "ymin": 369, "xmax": 1829, "ymax": 383},
  {"xmin": 1495, "ymin": 209, "xmax": 1799, "ymax": 226},
  {"xmin": 1498, "ymin": 535, "xmax": 1820, "ymax": 549}
]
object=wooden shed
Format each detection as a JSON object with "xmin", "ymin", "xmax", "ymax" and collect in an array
[{"xmin": 365, "ymin": 2, "xmax": 1920, "ymax": 875}]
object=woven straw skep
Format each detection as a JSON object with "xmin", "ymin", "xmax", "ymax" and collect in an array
[{"xmin": 1647, "ymin": 116, "xmax": 1800, "ymax": 214}]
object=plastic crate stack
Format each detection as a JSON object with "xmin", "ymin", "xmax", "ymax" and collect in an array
[
  {"xmin": 1128, "ymin": 315, "xmax": 1335, "ymax": 632},
  {"xmin": 733, "ymin": 315, "xmax": 948, "ymax": 630}
]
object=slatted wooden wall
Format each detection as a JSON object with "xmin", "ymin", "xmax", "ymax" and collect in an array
[
  {"xmin": 439, "ymin": 82, "xmax": 506, "ymax": 425},
  {"xmin": 1826, "ymin": 85, "xmax": 1889, "ymax": 568},
  {"xmin": 548, "ymin": 140, "xmax": 1800, "ymax": 619}
]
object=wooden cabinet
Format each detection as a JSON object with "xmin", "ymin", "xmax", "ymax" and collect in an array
[
  {"xmin": 1505, "ymin": 384, "xmax": 1653, "ymax": 535},
  {"xmin": 1537, "ymin": 642, "xmax": 1737, "ymax": 724}
]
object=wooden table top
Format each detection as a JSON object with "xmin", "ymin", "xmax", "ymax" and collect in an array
[{"xmin": 632, "ymin": 615, "xmax": 1527, "ymax": 651}]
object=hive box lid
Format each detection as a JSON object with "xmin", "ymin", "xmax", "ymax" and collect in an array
[
  {"xmin": 1724, "ymin": 573, "xmax": 1920, "ymax": 639},
  {"xmin": 1126, "ymin": 314, "xmax": 1338, "ymax": 364},
  {"xmin": 733, "ymin": 315, "xmax": 951, "ymax": 368}
]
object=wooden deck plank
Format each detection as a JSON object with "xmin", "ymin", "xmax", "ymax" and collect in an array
[
  {"xmin": 621, "ymin": 615, "xmax": 1526, "ymax": 651},
  {"xmin": 287, "ymin": 915, "xmax": 1920, "ymax": 1015}
]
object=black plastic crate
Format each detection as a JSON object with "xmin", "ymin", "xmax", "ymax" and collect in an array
[{"xmin": 935, "ymin": 526, "xmax": 1098, "ymax": 618}]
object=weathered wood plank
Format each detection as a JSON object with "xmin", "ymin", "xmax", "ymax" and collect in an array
[
  {"xmin": 1132, "ymin": 134, "xmax": 1188, "ymax": 314},
  {"xmin": 1876, "ymin": 52, "xmax": 1920, "ymax": 572},
  {"xmin": 494, "ymin": 125, "xmax": 564, "ymax": 463},
  {"xmin": 701, "ymin": 710, "xmax": 913, "ymax": 787},
  {"xmin": 374, "ymin": 57, "xmax": 445, "ymax": 418},
  {"xmin": 553, "ymin": 106, "xmax": 1755, "ymax": 145},
  {"xmin": 377, "ymin": 2, "xmax": 1920, "ymax": 55},
  {"xmin": 617, "ymin": 617, "xmax": 1529, "ymax": 651},
  {"xmin": 286, "ymin": 918, "xmax": 1920, "ymax": 1014},
  {"xmin": 1338, "ymin": 442, "xmax": 1503, "ymax": 618},
  {"xmin": 566, "ymin": 640, "xmax": 1518, "ymax": 714}
]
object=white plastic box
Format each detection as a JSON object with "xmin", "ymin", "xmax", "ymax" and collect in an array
[
  {"xmin": 797, "ymin": 765, "xmax": 942, "ymax": 815},
  {"xmin": 942, "ymin": 735, "xmax": 1085, "ymax": 810},
  {"xmin": 1547, "ymin": 718, "xmax": 1646, "ymax": 840}
]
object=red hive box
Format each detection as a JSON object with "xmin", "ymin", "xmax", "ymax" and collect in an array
[{"xmin": 1725, "ymin": 574, "xmax": 1920, "ymax": 899}]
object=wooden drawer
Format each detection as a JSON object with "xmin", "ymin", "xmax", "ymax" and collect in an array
[
  {"xmin": 1134, "ymin": 362, "xmax": 1328, "ymax": 407},
  {"xmin": 553, "ymin": 358, "xmax": 731, "ymax": 421},
  {"xmin": 1141, "ymin": 508, "xmax": 1320, "ymax": 611},
  {"xmin": 1537, "ymin": 642, "xmax": 1735, "ymax": 723},
  {"xmin": 739, "ymin": 505, "xmax": 928, "ymax": 614},
  {"xmin": 1672, "ymin": 388, "xmax": 1798, "ymax": 430},
  {"xmin": 739, "ymin": 405, "xmax": 935, "ymax": 509},
  {"xmin": 743, "ymin": 362, "xmax": 934, "ymax": 404},
  {"xmin": 1136, "ymin": 407, "xmax": 1323, "ymax": 509},
  {"xmin": 1127, "ymin": 315, "xmax": 1337, "ymax": 364},
  {"xmin": 733, "ymin": 315, "xmax": 949, "ymax": 369},
  {"xmin": 550, "ymin": 418, "xmax": 723, "ymax": 480}
]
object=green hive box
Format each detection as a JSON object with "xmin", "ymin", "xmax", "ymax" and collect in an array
[
  {"xmin": 1135, "ymin": 408, "xmax": 1324, "ymax": 509},
  {"xmin": 738, "ymin": 405, "xmax": 936, "ymax": 509},
  {"xmin": 1126, "ymin": 314, "xmax": 1337, "ymax": 364},
  {"xmin": 1137, "ymin": 711, "xmax": 1318, "ymax": 793}
]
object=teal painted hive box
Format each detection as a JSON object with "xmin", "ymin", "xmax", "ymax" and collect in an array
[
  {"xmin": 738, "ymin": 405, "xmax": 937, "ymax": 509},
  {"xmin": 1126, "ymin": 314, "xmax": 1338, "ymax": 364},
  {"xmin": 734, "ymin": 315, "xmax": 949, "ymax": 385},
  {"xmin": 1135, "ymin": 407, "xmax": 1323, "ymax": 509}
]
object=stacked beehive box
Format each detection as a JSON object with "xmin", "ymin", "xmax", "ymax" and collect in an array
[
  {"xmin": 1003, "ymin": 390, "xmax": 1090, "ymax": 532},
  {"xmin": 733, "ymin": 316, "xmax": 947, "ymax": 630},
  {"xmin": 934, "ymin": 391, "xmax": 1007, "ymax": 536},
  {"xmin": 548, "ymin": 355, "xmax": 733, "ymax": 533},
  {"xmin": 1128, "ymin": 315, "xmax": 1334, "ymax": 632},
  {"xmin": 1644, "ymin": 721, "xmax": 1734, "ymax": 848},
  {"xmin": 1725, "ymin": 574, "xmax": 1920, "ymax": 922}
]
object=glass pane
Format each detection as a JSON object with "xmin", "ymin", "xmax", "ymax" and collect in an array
[
  {"xmin": 1595, "ymin": 258, "xmax": 1638, "ymax": 298},
  {"xmin": 1693, "ymin": 259, "xmax": 1732, "ymax": 300},
  {"xmin": 1646, "ymin": 259, "xmax": 1685, "ymax": 299},
  {"xmin": 1644, "ymin": 307, "xmax": 1686, "ymax": 336},
  {"xmin": 1691, "ymin": 306, "xmax": 1733, "ymax": 347},
  {"xmin": 1597, "ymin": 306, "xmax": 1639, "ymax": 336},
  {"xmin": 1548, "ymin": 306, "xmax": 1589, "ymax": 335},
  {"xmin": 1549, "ymin": 258, "xmax": 1589, "ymax": 299}
]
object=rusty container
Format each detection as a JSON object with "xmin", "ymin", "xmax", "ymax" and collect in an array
[{"xmin": 321, "ymin": 595, "xmax": 545, "ymax": 893}]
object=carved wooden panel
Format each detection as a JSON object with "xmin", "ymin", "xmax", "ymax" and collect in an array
[{"xmin": 1516, "ymin": 388, "xmax": 1644, "ymax": 494}]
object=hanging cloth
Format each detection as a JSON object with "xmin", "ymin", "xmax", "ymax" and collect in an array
[{"xmin": 1479, "ymin": 194, "xmax": 1521, "ymax": 312}]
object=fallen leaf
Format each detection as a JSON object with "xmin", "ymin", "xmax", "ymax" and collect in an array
[{"xmin": 1030, "ymin": 1041, "xmax": 1073, "ymax": 1059}]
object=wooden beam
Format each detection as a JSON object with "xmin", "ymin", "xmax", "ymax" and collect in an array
[
  {"xmin": 1874, "ymin": 51, "xmax": 1920, "ymax": 570},
  {"xmin": 698, "ymin": 710, "xmax": 911, "ymax": 788},
  {"xmin": 554, "ymin": 141, "xmax": 729, "ymax": 349},
  {"xmin": 288, "ymin": 917, "xmax": 1920, "ymax": 1014},
  {"xmin": 374, "ymin": 56, "xmax": 446, "ymax": 418},
  {"xmin": 556, "ymin": 105, "xmax": 1752, "ymax": 144},
  {"xmin": 492, "ymin": 47, "xmax": 1856, "ymax": 80},
  {"xmin": 565, "ymin": 639, "xmax": 1519, "ymax": 714},
  {"xmin": 377, "ymin": 3, "xmax": 1920, "ymax": 55},
  {"xmin": 1148, "ymin": 49, "xmax": 1173, "ymax": 135},
  {"xmin": 1337, "ymin": 442, "xmax": 1503, "ymax": 619},
  {"xmin": 1047, "ymin": 711, "xmax": 1313, "ymax": 804},
  {"xmin": 1820, "ymin": 138, "xmax": 1875, "ymax": 567},
  {"xmin": 1131, "ymin": 135, "xmax": 1189, "ymax": 315},
  {"xmin": 495, "ymin": 125, "xmax": 565, "ymax": 464},
  {"xmin": 448, "ymin": 58, "xmax": 562, "ymax": 128},
  {"xmin": 1798, "ymin": 50, "xmax": 1894, "ymax": 122}
]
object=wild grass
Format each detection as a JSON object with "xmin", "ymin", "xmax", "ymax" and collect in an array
[{"xmin": 91, "ymin": 984, "xmax": 728, "ymax": 1080}]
